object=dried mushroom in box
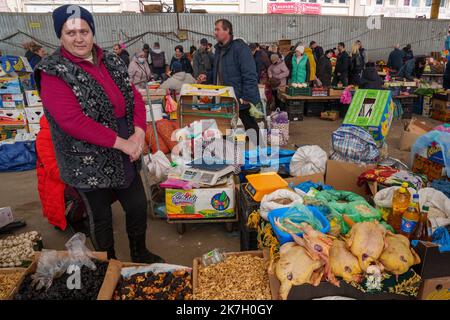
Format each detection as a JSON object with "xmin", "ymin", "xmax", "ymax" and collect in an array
[
  {"xmin": 194, "ymin": 255, "xmax": 271, "ymax": 300},
  {"xmin": 0, "ymin": 231, "xmax": 41, "ymax": 268},
  {"xmin": 114, "ymin": 270, "xmax": 192, "ymax": 300},
  {"xmin": 0, "ymin": 270, "xmax": 25, "ymax": 300}
]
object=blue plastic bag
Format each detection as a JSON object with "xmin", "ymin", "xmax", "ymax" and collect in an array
[
  {"xmin": 411, "ymin": 131, "xmax": 450, "ymax": 178},
  {"xmin": 432, "ymin": 227, "xmax": 450, "ymax": 253},
  {"xmin": 0, "ymin": 141, "xmax": 36, "ymax": 172}
]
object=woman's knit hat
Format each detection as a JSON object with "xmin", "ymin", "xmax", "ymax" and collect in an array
[{"xmin": 52, "ymin": 4, "xmax": 96, "ymax": 39}]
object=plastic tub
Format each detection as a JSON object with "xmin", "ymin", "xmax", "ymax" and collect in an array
[{"xmin": 268, "ymin": 206, "xmax": 330, "ymax": 245}]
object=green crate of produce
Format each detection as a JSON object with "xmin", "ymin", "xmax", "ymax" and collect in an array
[{"xmin": 286, "ymin": 86, "xmax": 312, "ymax": 96}]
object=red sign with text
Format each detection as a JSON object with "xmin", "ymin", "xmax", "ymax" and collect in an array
[{"xmin": 267, "ymin": 2, "xmax": 321, "ymax": 15}]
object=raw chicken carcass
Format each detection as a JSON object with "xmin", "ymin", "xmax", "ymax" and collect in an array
[
  {"xmin": 379, "ymin": 233, "xmax": 421, "ymax": 275},
  {"xmin": 346, "ymin": 221, "xmax": 387, "ymax": 272},
  {"xmin": 275, "ymin": 242, "xmax": 324, "ymax": 300},
  {"xmin": 329, "ymin": 240, "xmax": 363, "ymax": 283}
]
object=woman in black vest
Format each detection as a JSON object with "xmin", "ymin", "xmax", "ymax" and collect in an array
[{"xmin": 35, "ymin": 5, "xmax": 163, "ymax": 263}]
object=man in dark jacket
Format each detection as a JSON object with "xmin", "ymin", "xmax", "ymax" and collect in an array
[
  {"xmin": 193, "ymin": 38, "xmax": 214, "ymax": 81},
  {"xmin": 249, "ymin": 43, "xmax": 271, "ymax": 82},
  {"xmin": 316, "ymin": 49, "xmax": 333, "ymax": 87},
  {"xmin": 397, "ymin": 56, "xmax": 426, "ymax": 81},
  {"xmin": 332, "ymin": 42, "xmax": 350, "ymax": 86},
  {"xmin": 387, "ymin": 44, "xmax": 404, "ymax": 72},
  {"xmin": 310, "ymin": 41, "xmax": 324, "ymax": 63},
  {"xmin": 360, "ymin": 62, "xmax": 383, "ymax": 89},
  {"xmin": 284, "ymin": 46, "xmax": 295, "ymax": 78},
  {"xmin": 212, "ymin": 19, "xmax": 261, "ymax": 140},
  {"xmin": 402, "ymin": 44, "xmax": 414, "ymax": 64},
  {"xmin": 356, "ymin": 40, "xmax": 368, "ymax": 66},
  {"xmin": 113, "ymin": 44, "xmax": 130, "ymax": 67},
  {"xmin": 149, "ymin": 42, "xmax": 167, "ymax": 81}
]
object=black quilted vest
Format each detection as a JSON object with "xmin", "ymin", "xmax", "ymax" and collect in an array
[{"xmin": 35, "ymin": 48, "xmax": 137, "ymax": 189}]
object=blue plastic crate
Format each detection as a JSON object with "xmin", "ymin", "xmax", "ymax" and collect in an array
[{"xmin": 268, "ymin": 206, "xmax": 330, "ymax": 245}]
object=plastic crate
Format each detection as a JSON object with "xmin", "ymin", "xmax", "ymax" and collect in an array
[
  {"xmin": 286, "ymin": 86, "xmax": 312, "ymax": 96},
  {"xmin": 305, "ymin": 102, "xmax": 325, "ymax": 117},
  {"xmin": 287, "ymin": 103, "xmax": 304, "ymax": 121},
  {"xmin": 238, "ymin": 183, "xmax": 260, "ymax": 251}
]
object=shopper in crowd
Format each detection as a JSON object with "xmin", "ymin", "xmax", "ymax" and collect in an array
[
  {"xmin": 356, "ymin": 40, "xmax": 368, "ymax": 65},
  {"xmin": 268, "ymin": 44, "xmax": 282, "ymax": 60},
  {"xmin": 143, "ymin": 43, "xmax": 151, "ymax": 67},
  {"xmin": 128, "ymin": 51, "xmax": 153, "ymax": 89},
  {"xmin": 147, "ymin": 42, "xmax": 166, "ymax": 81},
  {"xmin": 289, "ymin": 45, "xmax": 310, "ymax": 84},
  {"xmin": 193, "ymin": 38, "xmax": 214, "ymax": 80},
  {"xmin": 332, "ymin": 42, "xmax": 350, "ymax": 86},
  {"xmin": 249, "ymin": 43, "xmax": 271, "ymax": 83},
  {"xmin": 268, "ymin": 54, "xmax": 289, "ymax": 110},
  {"xmin": 212, "ymin": 19, "xmax": 261, "ymax": 138},
  {"xmin": 310, "ymin": 41, "xmax": 324, "ymax": 63},
  {"xmin": 207, "ymin": 42, "xmax": 214, "ymax": 54},
  {"xmin": 316, "ymin": 49, "xmax": 333, "ymax": 87},
  {"xmin": 35, "ymin": 4, "xmax": 164, "ymax": 263},
  {"xmin": 112, "ymin": 43, "xmax": 130, "ymax": 67},
  {"xmin": 360, "ymin": 62, "xmax": 384, "ymax": 89},
  {"xmin": 160, "ymin": 61, "xmax": 197, "ymax": 95},
  {"xmin": 349, "ymin": 42, "xmax": 363, "ymax": 85},
  {"xmin": 284, "ymin": 46, "xmax": 295, "ymax": 77},
  {"xmin": 24, "ymin": 41, "xmax": 46, "ymax": 69},
  {"xmin": 187, "ymin": 45, "xmax": 197, "ymax": 62},
  {"xmin": 170, "ymin": 45, "xmax": 193, "ymax": 75},
  {"xmin": 397, "ymin": 55, "xmax": 427, "ymax": 81},
  {"xmin": 444, "ymin": 36, "xmax": 450, "ymax": 89},
  {"xmin": 402, "ymin": 44, "xmax": 414, "ymax": 63},
  {"xmin": 304, "ymin": 47, "xmax": 317, "ymax": 82},
  {"xmin": 387, "ymin": 43, "xmax": 405, "ymax": 73}
]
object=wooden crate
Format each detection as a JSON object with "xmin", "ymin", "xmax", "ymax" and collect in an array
[{"xmin": 0, "ymin": 268, "xmax": 27, "ymax": 300}]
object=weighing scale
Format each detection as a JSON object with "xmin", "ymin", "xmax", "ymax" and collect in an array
[
  {"xmin": 245, "ymin": 172, "xmax": 288, "ymax": 202},
  {"xmin": 181, "ymin": 162, "xmax": 235, "ymax": 186}
]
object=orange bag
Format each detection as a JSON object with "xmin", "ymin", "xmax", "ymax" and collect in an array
[{"xmin": 145, "ymin": 123, "xmax": 169, "ymax": 154}]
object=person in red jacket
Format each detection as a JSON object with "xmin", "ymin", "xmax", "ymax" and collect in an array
[{"xmin": 36, "ymin": 115, "xmax": 67, "ymax": 230}]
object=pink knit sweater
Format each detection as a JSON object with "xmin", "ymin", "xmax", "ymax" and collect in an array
[{"xmin": 40, "ymin": 45, "xmax": 146, "ymax": 148}]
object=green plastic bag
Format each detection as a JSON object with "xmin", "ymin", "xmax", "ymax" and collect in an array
[{"xmin": 315, "ymin": 190, "xmax": 365, "ymax": 204}]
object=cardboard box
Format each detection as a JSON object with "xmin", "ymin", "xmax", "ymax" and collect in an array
[
  {"xmin": 0, "ymin": 56, "xmax": 33, "ymax": 73},
  {"xmin": 24, "ymin": 90, "xmax": 42, "ymax": 107},
  {"xmin": 432, "ymin": 98, "xmax": 450, "ymax": 112},
  {"xmin": 0, "ymin": 268, "xmax": 28, "ymax": 300},
  {"xmin": 143, "ymin": 4, "xmax": 162, "ymax": 13},
  {"xmin": 399, "ymin": 118, "xmax": 433, "ymax": 152},
  {"xmin": 24, "ymin": 106, "xmax": 44, "ymax": 124},
  {"xmin": 0, "ymin": 207, "xmax": 14, "ymax": 228},
  {"xmin": 320, "ymin": 111, "xmax": 339, "ymax": 121},
  {"xmin": 0, "ymin": 94, "xmax": 25, "ymax": 109},
  {"xmin": 0, "ymin": 77, "xmax": 21, "ymax": 94},
  {"xmin": 0, "ymin": 108, "xmax": 26, "ymax": 126},
  {"xmin": 343, "ymin": 89, "xmax": 395, "ymax": 143},
  {"xmin": 192, "ymin": 250, "xmax": 264, "ymax": 297},
  {"xmin": 431, "ymin": 109, "xmax": 450, "ymax": 122},
  {"xmin": 18, "ymin": 73, "xmax": 35, "ymax": 91},
  {"xmin": 285, "ymin": 172, "xmax": 325, "ymax": 185},
  {"xmin": 166, "ymin": 179, "xmax": 235, "ymax": 220},
  {"xmin": 27, "ymin": 123, "xmax": 41, "ymax": 136},
  {"xmin": 413, "ymin": 241, "xmax": 450, "ymax": 280},
  {"xmin": 324, "ymin": 160, "xmax": 375, "ymax": 196},
  {"xmin": 418, "ymin": 277, "xmax": 450, "ymax": 300},
  {"xmin": 329, "ymin": 88, "xmax": 344, "ymax": 96}
]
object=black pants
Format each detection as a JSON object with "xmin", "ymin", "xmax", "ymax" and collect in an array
[
  {"xmin": 272, "ymin": 89, "xmax": 284, "ymax": 111},
  {"xmin": 240, "ymin": 107, "xmax": 261, "ymax": 146},
  {"xmin": 80, "ymin": 174, "xmax": 148, "ymax": 252}
]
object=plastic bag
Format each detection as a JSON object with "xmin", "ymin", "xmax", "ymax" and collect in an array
[
  {"xmin": 269, "ymin": 109, "xmax": 289, "ymax": 146},
  {"xmin": 260, "ymin": 189, "xmax": 303, "ymax": 221},
  {"xmin": 282, "ymin": 204, "xmax": 324, "ymax": 231},
  {"xmin": 432, "ymin": 227, "xmax": 450, "ymax": 253},
  {"xmin": 289, "ymin": 145, "xmax": 327, "ymax": 177},
  {"xmin": 315, "ymin": 190, "xmax": 365, "ymax": 204},
  {"xmin": 143, "ymin": 151, "xmax": 171, "ymax": 182},
  {"xmin": 121, "ymin": 264, "xmax": 191, "ymax": 278},
  {"xmin": 31, "ymin": 233, "xmax": 96, "ymax": 290},
  {"xmin": 345, "ymin": 200, "xmax": 382, "ymax": 223},
  {"xmin": 0, "ymin": 141, "xmax": 36, "ymax": 172}
]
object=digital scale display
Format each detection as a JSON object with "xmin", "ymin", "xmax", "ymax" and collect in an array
[{"xmin": 246, "ymin": 183, "xmax": 257, "ymax": 196}]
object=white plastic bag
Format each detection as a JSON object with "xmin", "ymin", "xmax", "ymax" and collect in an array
[
  {"xmin": 144, "ymin": 150, "xmax": 171, "ymax": 182},
  {"xmin": 260, "ymin": 189, "xmax": 303, "ymax": 221},
  {"xmin": 289, "ymin": 145, "xmax": 327, "ymax": 177},
  {"xmin": 121, "ymin": 264, "xmax": 191, "ymax": 278}
]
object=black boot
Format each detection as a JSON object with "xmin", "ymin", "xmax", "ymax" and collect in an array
[{"xmin": 128, "ymin": 234, "xmax": 164, "ymax": 264}]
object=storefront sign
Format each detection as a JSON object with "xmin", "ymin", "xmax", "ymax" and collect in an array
[{"xmin": 268, "ymin": 2, "xmax": 321, "ymax": 15}]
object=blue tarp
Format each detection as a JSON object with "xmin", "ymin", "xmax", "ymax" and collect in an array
[{"xmin": 0, "ymin": 141, "xmax": 36, "ymax": 172}]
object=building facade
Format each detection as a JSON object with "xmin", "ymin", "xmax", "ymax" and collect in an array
[{"xmin": 1, "ymin": 0, "xmax": 450, "ymax": 18}]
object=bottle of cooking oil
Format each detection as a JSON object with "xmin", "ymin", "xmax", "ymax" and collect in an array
[
  {"xmin": 412, "ymin": 205, "xmax": 432, "ymax": 242},
  {"xmin": 400, "ymin": 194, "xmax": 420, "ymax": 239},
  {"xmin": 389, "ymin": 182, "xmax": 411, "ymax": 233}
]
